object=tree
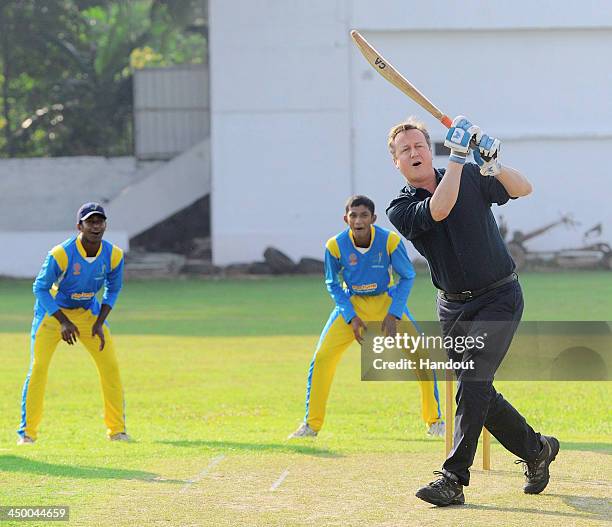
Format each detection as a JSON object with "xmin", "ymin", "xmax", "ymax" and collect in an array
[{"xmin": 0, "ymin": 0, "xmax": 206, "ymax": 157}]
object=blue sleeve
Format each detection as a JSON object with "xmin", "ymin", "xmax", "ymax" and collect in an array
[
  {"xmin": 324, "ymin": 248, "xmax": 356, "ymax": 323},
  {"xmin": 388, "ymin": 241, "xmax": 416, "ymax": 319},
  {"xmin": 102, "ymin": 257, "xmax": 124, "ymax": 308},
  {"xmin": 32, "ymin": 254, "xmax": 63, "ymax": 316}
]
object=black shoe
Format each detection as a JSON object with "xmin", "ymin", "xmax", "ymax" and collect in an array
[
  {"xmin": 415, "ymin": 471, "xmax": 465, "ymax": 506},
  {"xmin": 516, "ymin": 435, "xmax": 560, "ymax": 494}
]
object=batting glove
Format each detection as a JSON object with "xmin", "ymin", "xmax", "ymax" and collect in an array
[
  {"xmin": 478, "ymin": 134, "xmax": 501, "ymax": 159},
  {"xmin": 473, "ymin": 134, "xmax": 502, "ymax": 176},
  {"xmin": 473, "ymin": 148, "xmax": 501, "ymax": 177},
  {"xmin": 444, "ymin": 116, "xmax": 482, "ymax": 164}
]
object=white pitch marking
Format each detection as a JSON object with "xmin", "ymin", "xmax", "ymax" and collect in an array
[
  {"xmin": 179, "ymin": 454, "xmax": 225, "ymax": 494},
  {"xmin": 270, "ymin": 469, "xmax": 289, "ymax": 491}
]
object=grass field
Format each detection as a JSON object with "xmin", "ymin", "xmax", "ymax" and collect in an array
[{"xmin": 0, "ymin": 273, "xmax": 610, "ymax": 526}]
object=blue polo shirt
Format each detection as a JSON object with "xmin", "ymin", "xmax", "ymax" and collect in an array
[
  {"xmin": 386, "ymin": 163, "xmax": 515, "ymax": 294},
  {"xmin": 33, "ymin": 235, "xmax": 124, "ymax": 318},
  {"xmin": 324, "ymin": 225, "xmax": 415, "ymax": 323}
]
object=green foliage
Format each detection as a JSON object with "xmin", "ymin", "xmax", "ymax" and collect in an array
[{"xmin": 0, "ymin": 0, "xmax": 206, "ymax": 157}]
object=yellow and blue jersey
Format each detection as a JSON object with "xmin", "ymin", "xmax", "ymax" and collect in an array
[
  {"xmin": 324, "ymin": 225, "xmax": 415, "ymax": 322},
  {"xmin": 33, "ymin": 235, "xmax": 124, "ymax": 318}
]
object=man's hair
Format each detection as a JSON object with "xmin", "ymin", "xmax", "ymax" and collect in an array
[
  {"xmin": 345, "ymin": 195, "xmax": 375, "ymax": 215},
  {"xmin": 387, "ymin": 117, "xmax": 431, "ymax": 158}
]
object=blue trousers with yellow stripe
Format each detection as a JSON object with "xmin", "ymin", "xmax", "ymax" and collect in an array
[
  {"xmin": 18, "ymin": 308, "xmax": 126, "ymax": 440},
  {"xmin": 304, "ymin": 294, "xmax": 441, "ymax": 432}
]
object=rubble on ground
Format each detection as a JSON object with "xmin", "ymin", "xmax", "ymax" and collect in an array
[{"xmin": 124, "ymin": 246, "xmax": 324, "ymax": 278}]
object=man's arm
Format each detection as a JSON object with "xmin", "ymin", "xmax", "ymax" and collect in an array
[
  {"xmin": 473, "ymin": 133, "xmax": 532, "ymax": 198},
  {"xmin": 430, "ymin": 116, "xmax": 483, "ymax": 221},
  {"xmin": 324, "ymin": 239, "xmax": 356, "ymax": 323},
  {"xmin": 429, "ymin": 161, "xmax": 463, "ymax": 221},
  {"xmin": 95, "ymin": 246, "xmax": 124, "ymax": 351},
  {"xmin": 92, "ymin": 304, "xmax": 112, "ymax": 351},
  {"xmin": 495, "ymin": 165, "xmax": 533, "ymax": 198},
  {"xmin": 32, "ymin": 248, "xmax": 65, "ymax": 316},
  {"xmin": 387, "ymin": 233, "xmax": 416, "ymax": 318},
  {"xmin": 382, "ymin": 233, "xmax": 416, "ymax": 337},
  {"xmin": 33, "ymin": 246, "xmax": 80, "ymax": 345},
  {"xmin": 101, "ymin": 246, "xmax": 124, "ymax": 309}
]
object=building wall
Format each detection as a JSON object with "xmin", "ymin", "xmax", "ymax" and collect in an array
[
  {"xmin": 209, "ymin": 0, "xmax": 353, "ymax": 264},
  {"xmin": 134, "ymin": 66, "xmax": 210, "ymax": 160},
  {"xmin": 209, "ymin": 0, "xmax": 612, "ymax": 264},
  {"xmin": 0, "ymin": 156, "xmax": 159, "ymax": 231}
]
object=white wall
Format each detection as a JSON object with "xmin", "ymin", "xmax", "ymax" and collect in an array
[
  {"xmin": 0, "ymin": 231, "xmax": 129, "ymax": 279},
  {"xmin": 0, "ymin": 157, "xmax": 160, "ymax": 231},
  {"xmin": 209, "ymin": 0, "xmax": 612, "ymax": 264},
  {"xmin": 209, "ymin": 0, "xmax": 353, "ymax": 264}
]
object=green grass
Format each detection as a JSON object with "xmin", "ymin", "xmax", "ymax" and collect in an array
[
  {"xmin": 0, "ymin": 272, "xmax": 610, "ymax": 526},
  {"xmin": 2, "ymin": 271, "xmax": 612, "ymax": 335}
]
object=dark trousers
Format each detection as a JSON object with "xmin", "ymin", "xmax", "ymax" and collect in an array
[{"xmin": 438, "ymin": 280, "xmax": 541, "ymax": 485}]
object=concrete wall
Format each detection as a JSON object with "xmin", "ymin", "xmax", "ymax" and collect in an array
[
  {"xmin": 0, "ymin": 140, "xmax": 211, "ymax": 276},
  {"xmin": 0, "ymin": 231, "xmax": 129, "ymax": 279},
  {"xmin": 209, "ymin": 0, "xmax": 612, "ymax": 264},
  {"xmin": 106, "ymin": 139, "xmax": 211, "ymax": 238},
  {"xmin": 209, "ymin": 0, "xmax": 353, "ymax": 264},
  {"xmin": 0, "ymin": 156, "xmax": 159, "ymax": 231}
]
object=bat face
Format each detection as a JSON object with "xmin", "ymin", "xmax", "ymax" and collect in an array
[{"xmin": 350, "ymin": 30, "xmax": 452, "ymax": 129}]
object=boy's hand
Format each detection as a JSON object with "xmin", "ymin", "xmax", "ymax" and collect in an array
[
  {"xmin": 382, "ymin": 313, "xmax": 399, "ymax": 337},
  {"xmin": 350, "ymin": 316, "xmax": 367, "ymax": 344}
]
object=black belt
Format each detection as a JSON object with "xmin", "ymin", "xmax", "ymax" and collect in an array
[{"xmin": 439, "ymin": 273, "xmax": 518, "ymax": 302}]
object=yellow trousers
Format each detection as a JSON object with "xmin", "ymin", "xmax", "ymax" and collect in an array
[
  {"xmin": 18, "ymin": 308, "xmax": 126, "ymax": 440},
  {"xmin": 304, "ymin": 294, "xmax": 441, "ymax": 432}
]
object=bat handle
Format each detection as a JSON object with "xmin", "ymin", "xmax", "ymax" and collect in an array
[{"xmin": 440, "ymin": 115, "xmax": 452, "ymax": 128}]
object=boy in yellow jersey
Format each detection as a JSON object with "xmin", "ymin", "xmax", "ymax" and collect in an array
[
  {"xmin": 17, "ymin": 202, "xmax": 129, "ymax": 444},
  {"xmin": 289, "ymin": 195, "xmax": 443, "ymax": 438}
]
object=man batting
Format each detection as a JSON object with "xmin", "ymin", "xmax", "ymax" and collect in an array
[
  {"xmin": 289, "ymin": 195, "xmax": 444, "ymax": 439},
  {"xmin": 385, "ymin": 117, "xmax": 558, "ymax": 506},
  {"xmin": 17, "ymin": 202, "xmax": 130, "ymax": 444}
]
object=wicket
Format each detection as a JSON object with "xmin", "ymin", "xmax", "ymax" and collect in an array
[{"xmin": 445, "ymin": 374, "xmax": 491, "ymax": 470}]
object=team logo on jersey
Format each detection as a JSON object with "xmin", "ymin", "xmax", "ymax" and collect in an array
[
  {"xmin": 377, "ymin": 251, "xmax": 383, "ymax": 264},
  {"xmin": 349, "ymin": 253, "xmax": 358, "ymax": 266},
  {"xmin": 73, "ymin": 263, "xmax": 81, "ymax": 275}
]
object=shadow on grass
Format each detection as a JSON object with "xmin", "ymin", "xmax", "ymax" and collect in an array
[
  {"xmin": 0, "ymin": 455, "xmax": 183, "ymax": 484},
  {"xmin": 157, "ymin": 439, "xmax": 342, "ymax": 458},
  {"xmin": 391, "ymin": 438, "xmax": 611, "ymax": 454},
  {"xmin": 549, "ymin": 494, "xmax": 612, "ymax": 519},
  {"xmin": 465, "ymin": 493, "xmax": 611, "ymax": 521}
]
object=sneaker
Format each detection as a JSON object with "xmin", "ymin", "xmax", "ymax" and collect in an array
[
  {"xmin": 17, "ymin": 435, "xmax": 35, "ymax": 445},
  {"xmin": 516, "ymin": 435, "xmax": 559, "ymax": 494},
  {"xmin": 415, "ymin": 471, "xmax": 465, "ymax": 506},
  {"xmin": 287, "ymin": 423, "xmax": 317, "ymax": 439},
  {"xmin": 109, "ymin": 432, "xmax": 132, "ymax": 442},
  {"xmin": 427, "ymin": 420, "xmax": 446, "ymax": 437}
]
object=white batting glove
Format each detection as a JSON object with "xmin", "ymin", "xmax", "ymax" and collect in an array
[
  {"xmin": 473, "ymin": 135, "xmax": 502, "ymax": 177},
  {"xmin": 444, "ymin": 116, "xmax": 482, "ymax": 161},
  {"xmin": 478, "ymin": 134, "xmax": 501, "ymax": 159}
]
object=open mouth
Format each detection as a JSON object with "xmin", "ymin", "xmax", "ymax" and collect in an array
[{"xmin": 412, "ymin": 161, "xmax": 422, "ymax": 167}]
